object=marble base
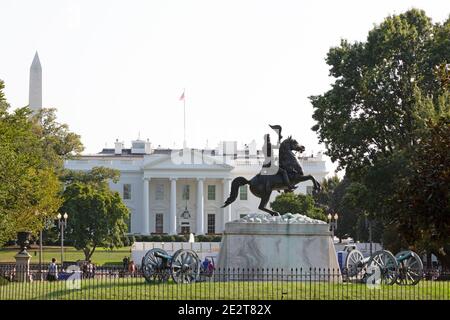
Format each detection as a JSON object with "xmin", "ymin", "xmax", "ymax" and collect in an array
[
  {"xmin": 217, "ymin": 213, "xmax": 340, "ymax": 280},
  {"xmin": 14, "ymin": 251, "xmax": 32, "ymax": 282}
]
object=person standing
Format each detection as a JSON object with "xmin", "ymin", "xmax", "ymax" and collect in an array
[
  {"xmin": 47, "ymin": 258, "xmax": 58, "ymax": 281},
  {"xmin": 128, "ymin": 260, "xmax": 136, "ymax": 277}
]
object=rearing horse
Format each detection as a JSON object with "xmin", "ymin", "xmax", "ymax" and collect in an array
[{"xmin": 221, "ymin": 136, "xmax": 321, "ymax": 216}]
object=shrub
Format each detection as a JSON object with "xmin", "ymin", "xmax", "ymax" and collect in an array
[
  {"xmin": 161, "ymin": 235, "xmax": 175, "ymax": 242},
  {"xmin": 150, "ymin": 235, "xmax": 162, "ymax": 242}
]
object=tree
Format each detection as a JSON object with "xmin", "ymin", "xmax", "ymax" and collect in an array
[
  {"xmin": 314, "ymin": 175, "xmax": 341, "ymax": 209},
  {"xmin": 310, "ymin": 10, "xmax": 448, "ymax": 174},
  {"xmin": 61, "ymin": 166, "xmax": 120, "ymax": 185},
  {"xmin": 391, "ymin": 117, "xmax": 450, "ymax": 267},
  {"xmin": 0, "ymin": 81, "xmax": 62, "ymax": 244},
  {"xmin": 309, "ymin": 10, "xmax": 449, "ymax": 261},
  {"xmin": 0, "ymin": 80, "xmax": 83, "ymax": 246},
  {"xmin": 270, "ymin": 192, "xmax": 326, "ymax": 221},
  {"xmin": 31, "ymin": 108, "xmax": 84, "ymax": 170},
  {"xmin": 61, "ymin": 168, "xmax": 129, "ymax": 261}
]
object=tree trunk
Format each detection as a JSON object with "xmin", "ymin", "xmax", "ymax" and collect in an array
[
  {"xmin": 426, "ymin": 251, "xmax": 432, "ymax": 269},
  {"xmin": 83, "ymin": 248, "xmax": 90, "ymax": 261},
  {"xmin": 84, "ymin": 245, "xmax": 97, "ymax": 261}
]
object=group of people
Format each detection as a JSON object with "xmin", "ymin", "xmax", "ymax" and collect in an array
[
  {"xmin": 81, "ymin": 260, "xmax": 96, "ymax": 279},
  {"xmin": 46, "ymin": 258, "xmax": 96, "ymax": 281}
]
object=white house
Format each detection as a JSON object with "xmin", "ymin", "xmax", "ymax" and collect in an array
[
  {"xmin": 27, "ymin": 52, "xmax": 329, "ymax": 236},
  {"xmin": 64, "ymin": 140, "xmax": 328, "ymax": 236}
]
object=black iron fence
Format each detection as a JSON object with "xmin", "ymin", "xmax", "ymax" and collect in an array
[{"xmin": 0, "ymin": 265, "xmax": 448, "ymax": 300}]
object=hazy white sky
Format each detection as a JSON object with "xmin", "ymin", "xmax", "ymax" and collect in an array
[{"xmin": 0, "ymin": 1, "xmax": 448, "ymax": 167}]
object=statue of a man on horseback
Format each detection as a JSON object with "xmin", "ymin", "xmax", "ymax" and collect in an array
[
  {"xmin": 261, "ymin": 125, "xmax": 296, "ymax": 192},
  {"xmin": 222, "ymin": 125, "xmax": 322, "ymax": 216}
]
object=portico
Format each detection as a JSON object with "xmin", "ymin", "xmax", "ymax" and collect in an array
[{"xmin": 141, "ymin": 151, "xmax": 233, "ymax": 235}]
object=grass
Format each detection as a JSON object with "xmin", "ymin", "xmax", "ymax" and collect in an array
[
  {"xmin": 0, "ymin": 246, "xmax": 131, "ymax": 266},
  {"xmin": 0, "ymin": 277, "xmax": 448, "ymax": 300}
]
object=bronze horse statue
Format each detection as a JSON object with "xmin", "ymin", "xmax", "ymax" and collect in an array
[{"xmin": 221, "ymin": 136, "xmax": 321, "ymax": 216}]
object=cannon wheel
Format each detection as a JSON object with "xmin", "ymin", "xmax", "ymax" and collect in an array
[
  {"xmin": 395, "ymin": 251, "xmax": 423, "ymax": 286},
  {"xmin": 345, "ymin": 249, "xmax": 365, "ymax": 280},
  {"xmin": 367, "ymin": 250, "xmax": 398, "ymax": 285},
  {"xmin": 170, "ymin": 249, "xmax": 200, "ymax": 284},
  {"xmin": 141, "ymin": 248, "xmax": 170, "ymax": 283}
]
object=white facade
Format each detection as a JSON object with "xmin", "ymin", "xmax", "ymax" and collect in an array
[{"xmin": 64, "ymin": 141, "xmax": 329, "ymax": 236}]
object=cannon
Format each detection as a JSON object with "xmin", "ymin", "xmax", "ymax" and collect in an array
[
  {"xmin": 394, "ymin": 250, "xmax": 424, "ymax": 285},
  {"xmin": 141, "ymin": 248, "xmax": 201, "ymax": 284},
  {"xmin": 344, "ymin": 247, "xmax": 423, "ymax": 285}
]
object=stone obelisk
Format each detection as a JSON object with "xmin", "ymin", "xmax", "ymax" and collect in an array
[{"xmin": 29, "ymin": 51, "xmax": 42, "ymax": 113}]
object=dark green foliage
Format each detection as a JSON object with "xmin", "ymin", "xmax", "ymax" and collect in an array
[
  {"xmin": 270, "ymin": 192, "xmax": 326, "ymax": 221},
  {"xmin": 391, "ymin": 117, "xmax": 450, "ymax": 266},
  {"xmin": 309, "ymin": 9, "xmax": 450, "ymax": 265},
  {"xmin": 61, "ymin": 168, "xmax": 129, "ymax": 261},
  {"xmin": 0, "ymin": 81, "xmax": 62, "ymax": 244}
]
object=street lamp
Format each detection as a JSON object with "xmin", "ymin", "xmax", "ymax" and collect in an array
[
  {"xmin": 364, "ymin": 213, "xmax": 373, "ymax": 255},
  {"xmin": 327, "ymin": 212, "xmax": 338, "ymax": 238},
  {"xmin": 57, "ymin": 212, "xmax": 68, "ymax": 268}
]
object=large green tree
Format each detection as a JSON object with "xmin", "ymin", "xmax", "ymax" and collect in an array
[
  {"xmin": 61, "ymin": 168, "xmax": 129, "ymax": 261},
  {"xmin": 392, "ymin": 117, "xmax": 450, "ymax": 266},
  {"xmin": 0, "ymin": 80, "xmax": 83, "ymax": 246},
  {"xmin": 311, "ymin": 10, "xmax": 448, "ymax": 174},
  {"xmin": 0, "ymin": 81, "xmax": 61, "ymax": 244},
  {"xmin": 309, "ymin": 9, "xmax": 449, "ymax": 265}
]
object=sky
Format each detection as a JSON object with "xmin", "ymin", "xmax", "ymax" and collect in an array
[{"xmin": 0, "ymin": 0, "xmax": 449, "ymax": 174}]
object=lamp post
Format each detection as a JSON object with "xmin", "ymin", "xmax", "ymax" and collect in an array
[
  {"xmin": 34, "ymin": 210, "xmax": 43, "ymax": 280},
  {"xmin": 365, "ymin": 214, "xmax": 373, "ymax": 256},
  {"xmin": 327, "ymin": 212, "xmax": 338, "ymax": 239},
  {"xmin": 57, "ymin": 212, "xmax": 68, "ymax": 268},
  {"xmin": 180, "ymin": 200, "xmax": 190, "ymax": 234}
]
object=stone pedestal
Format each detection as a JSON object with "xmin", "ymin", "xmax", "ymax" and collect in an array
[
  {"xmin": 14, "ymin": 251, "xmax": 32, "ymax": 282},
  {"xmin": 217, "ymin": 213, "xmax": 340, "ymax": 281}
]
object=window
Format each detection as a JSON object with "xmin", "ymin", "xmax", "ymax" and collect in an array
[
  {"xmin": 132, "ymin": 142, "xmax": 145, "ymax": 149},
  {"xmin": 207, "ymin": 214, "xmax": 216, "ymax": 234},
  {"xmin": 182, "ymin": 185, "xmax": 190, "ymax": 200},
  {"xmin": 207, "ymin": 185, "xmax": 216, "ymax": 200},
  {"xmin": 240, "ymin": 214, "xmax": 247, "ymax": 219},
  {"xmin": 155, "ymin": 184, "xmax": 164, "ymax": 200},
  {"xmin": 306, "ymin": 186, "xmax": 313, "ymax": 195},
  {"xmin": 123, "ymin": 184, "xmax": 131, "ymax": 200},
  {"xmin": 239, "ymin": 185, "xmax": 248, "ymax": 200},
  {"xmin": 155, "ymin": 214, "xmax": 164, "ymax": 234}
]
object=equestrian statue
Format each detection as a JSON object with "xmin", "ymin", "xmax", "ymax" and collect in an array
[{"xmin": 222, "ymin": 125, "xmax": 321, "ymax": 216}]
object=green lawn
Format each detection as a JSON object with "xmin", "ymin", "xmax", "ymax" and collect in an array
[
  {"xmin": 0, "ymin": 277, "xmax": 448, "ymax": 300},
  {"xmin": 0, "ymin": 246, "xmax": 131, "ymax": 266}
]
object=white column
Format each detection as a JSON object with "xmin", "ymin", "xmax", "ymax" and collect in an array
[
  {"xmin": 196, "ymin": 178, "xmax": 205, "ymax": 235},
  {"xmin": 142, "ymin": 178, "xmax": 150, "ymax": 235},
  {"xmin": 222, "ymin": 178, "xmax": 232, "ymax": 230},
  {"xmin": 169, "ymin": 178, "xmax": 177, "ymax": 235}
]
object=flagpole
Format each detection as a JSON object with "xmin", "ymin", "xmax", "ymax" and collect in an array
[{"xmin": 183, "ymin": 88, "xmax": 186, "ymax": 148}]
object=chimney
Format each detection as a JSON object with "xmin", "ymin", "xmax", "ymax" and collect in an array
[
  {"xmin": 114, "ymin": 139, "xmax": 123, "ymax": 155},
  {"xmin": 144, "ymin": 139, "xmax": 152, "ymax": 154}
]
